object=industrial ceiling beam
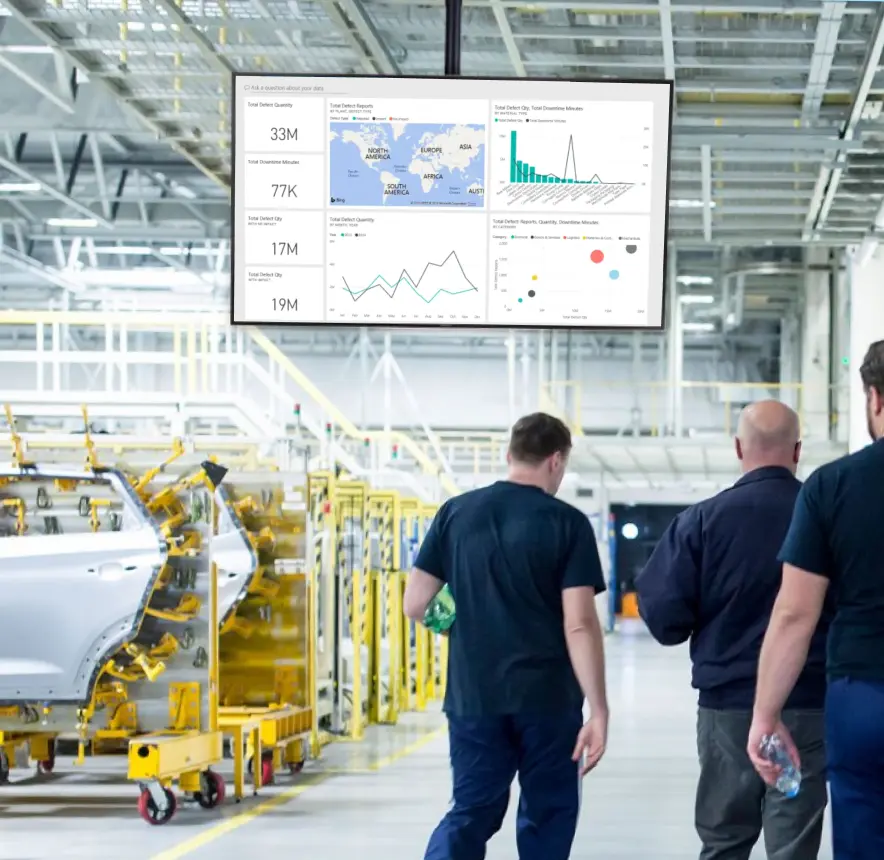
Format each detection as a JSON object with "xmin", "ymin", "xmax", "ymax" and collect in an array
[
  {"xmin": 0, "ymin": 17, "xmax": 75, "ymax": 114},
  {"xmin": 0, "ymin": 151, "xmax": 112, "ymax": 228},
  {"xmin": 490, "ymin": 0, "xmax": 527, "ymax": 76},
  {"xmin": 658, "ymin": 0, "xmax": 676, "ymax": 81},
  {"xmin": 801, "ymin": 1, "xmax": 845, "ymax": 119},
  {"xmin": 805, "ymin": 3, "xmax": 884, "ymax": 238},
  {"xmin": 147, "ymin": 0, "xmax": 236, "ymax": 77},
  {"xmin": 0, "ymin": 0, "xmax": 229, "ymax": 189},
  {"xmin": 701, "ymin": 145, "xmax": 712, "ymax": 243},
  {"xmin": 336, "ymin": 0, "xmax": 401, "ymax": 75}
]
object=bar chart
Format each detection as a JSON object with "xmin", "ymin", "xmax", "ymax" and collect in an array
[
  {"xmin": 509, "ymin": 131, "xmax": 612, "ymax": 186},
  {"xmin": 490, "ymin": 103, "xmax": 654, "ymax": 213}
]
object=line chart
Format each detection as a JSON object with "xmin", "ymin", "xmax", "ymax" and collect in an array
[
  {"xmin": 342, "ymin": 251, "xmax": 479, "ymax": 304},
  {"xmin": 326, "ymin": 211, "xmax": 487, "ymax": 324}
]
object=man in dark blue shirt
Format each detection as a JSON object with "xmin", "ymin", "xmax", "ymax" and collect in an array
[
  {"xmin": 403, "ymin": 412, "xmax": 609, "ymax": 860},
  {"xmin": 750, "ymin": 340, "xmax": 884, "ymax": 860},
  {"xmin": 636, "ymin": 400, "xmax": 829, "ymax": 860}
]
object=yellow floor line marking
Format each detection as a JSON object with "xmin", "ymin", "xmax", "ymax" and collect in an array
[{"xmin": 149, "ymin": 727, "xmax": 445, "ymax": 860}]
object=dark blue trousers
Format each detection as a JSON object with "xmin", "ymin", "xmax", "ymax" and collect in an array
[
  {"xmin": 424, "ymin": 708, "xmax": 583, "ymax": 860},
  {"xmin": 827, "ymin": 678, "xmax": 884, "ymax": 860}
]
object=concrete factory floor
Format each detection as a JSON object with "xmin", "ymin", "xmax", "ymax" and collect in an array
[{"xmin": 0, "ymin": 627, "xmax": 833, "ymax": 859}]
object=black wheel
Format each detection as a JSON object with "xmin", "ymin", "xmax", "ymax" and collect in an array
[
  {"xmin": 0, "ymin": 750, "xmax": 9, "ymax": 785},
  {"xmin": 138, "ymin": 787, "xmax": 177, "ymax": 825},
  {"xmin": 194, "ymin": 770, "xmax": 226, "ymax": 810}
]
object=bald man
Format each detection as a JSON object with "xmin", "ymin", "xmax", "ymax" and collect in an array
[{"xmin": 636, "ymin": 401, "xmax": 830, "ymax": 860}]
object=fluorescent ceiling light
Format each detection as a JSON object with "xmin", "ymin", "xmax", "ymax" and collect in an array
[
  {"xmin": 0, "ymin": 182, "xmax": 41, "ymax": 193},
  {"xmin": 73, "ymin": 268, "xmax": 224, "ymax": 289},
  {"xmin": 92, "ymin": 246, "xmax": 153, "ymax": 255},
  {"xmin": 680, "ymin": 294, "xmax": 714, "ymax": 304},
  {"xmin": 160, "ymin": 246, "xmax": 222, "ymax": 257},
  {"xmin": 676, "ymin": 275, "xmax": 714, "ymax": 286},
  {"xmin": 682, "ymin": 322, "xmax": 716, "ymax": 332},
  {"xmin": 46, "ymin": 217, "xmax": 98, "ymax": 228},
  {"xmin": 670, "ymin": 198, "xmax": 717, "ymax": 209}
]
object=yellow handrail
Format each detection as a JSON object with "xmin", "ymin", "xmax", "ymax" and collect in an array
[{"xmin": 248, "ymin": 328, "xmax": 460, "ymax": 497}]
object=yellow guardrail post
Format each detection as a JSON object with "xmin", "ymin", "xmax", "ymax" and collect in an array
[
  {"xmin": 427, "ymin": 632, "xmax": 437, "ymax": 702},
  {"xmin": 400, "ymin": 574, "xmax": 413, "ymax": 712},
  {"xmin": 385, "ymin": 571, "xmax": 401, "ymax": 724},
  {"xmin": 307, "ymin": 532, "xmax": 321, "ymax": 758},
  {"xmin": 415, "ymin": 624, "xmax": 428, "ymax": 711},
  {"xmin": 350, "ymin": 567, "xmax": 364, "ymax": 741},
  {"xmin": 439, "ymin": 635, "xmax": 448, "ymax": 699}
]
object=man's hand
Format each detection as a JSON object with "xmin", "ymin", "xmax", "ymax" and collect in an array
[
  {"xmin": 572, "ymin": 713, "xmax": 608, "ymax": 776},
  {"xmin": 747, "ymin": 712, "xmax": 800, "ymax": 787}
]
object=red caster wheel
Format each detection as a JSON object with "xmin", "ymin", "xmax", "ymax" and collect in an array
[
  {"xmin": 288, "ymin": 761, "xmax": 304, "ymax": 775},
  {"xmin": 261, "ymin": 757, "xmax": 274, "ymax": 786},
  {"xmin": 247, "ymin": 753, "xmax": 275, "ymax": 786},
  {"xmin": 37, "ymin": 739, "xmax": 56, "ymax": 774},
  {"xmin": 138, "ymin": 787, "xmax": 177, "ymax": 825},
  {"xmin": 0, "ymin": 750, "xmax": 9, "ymax": 785},
  {"xmin": 195, "ymin": 771, "xmax": 226, "ymax": 810}
]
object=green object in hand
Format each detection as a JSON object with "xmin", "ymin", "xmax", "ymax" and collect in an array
[{"xmin": 423, "ymin": 585, "xmax": 456, "ymax": 634}]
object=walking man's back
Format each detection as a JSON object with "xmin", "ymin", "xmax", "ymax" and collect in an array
[
  {"xmin": 403, "ymin": 412, "xmax": 609, "ymax": 860},
  {"xmin": 636, "ymin": 401, "xmax": 829, "ymax": 860}
]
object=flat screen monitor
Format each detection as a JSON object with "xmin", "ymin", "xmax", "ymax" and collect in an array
[{"xmin": 230, "ymin": 74, "xmax": 673, "ymax": 330}]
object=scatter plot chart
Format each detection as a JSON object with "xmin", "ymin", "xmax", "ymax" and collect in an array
[{"xmin": 488, "ymin": 216, "xmax": 651, "ymax": 326}]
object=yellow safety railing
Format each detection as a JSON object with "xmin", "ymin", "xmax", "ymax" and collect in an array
[
  {"xmin": 249, "ymin": 329, "xmax": 460, "ymax": 496},
  {"xmin": 539, "ymin": 379, "xmax": 846, "ymax": 438},
  {"xmin": 0, "ymin": 310, "xmax": 459, "ymax": 497}
]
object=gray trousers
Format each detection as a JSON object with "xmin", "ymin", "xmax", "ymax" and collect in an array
[{"xmin": 696, "ymin": 708, "xmax": 827, "ymax": 860}]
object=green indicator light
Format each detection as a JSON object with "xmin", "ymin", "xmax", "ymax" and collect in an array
[
  {"xmin": 518, "ymin": 298, "xmax": 523, "ymax": 303},
  {"xmin": 842, "ymin": 356, "xmax": 850, "ymax": 366}
]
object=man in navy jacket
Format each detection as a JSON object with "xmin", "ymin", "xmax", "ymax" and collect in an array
[{"xmin": 636, "ymin": 401, "xmax": 829, "ymax": 860}]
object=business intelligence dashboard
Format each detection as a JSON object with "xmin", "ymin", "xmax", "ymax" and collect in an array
[{"xmin": 231, "ymin": 74, "xmax": 673, "ymax": 330}]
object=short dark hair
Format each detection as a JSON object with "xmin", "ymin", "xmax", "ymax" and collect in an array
[
  {"xmin": 860, "ymin": 340, "xmax": 884, "ymax": 394},
  {"xmin": 508, "ymin": 412, "xmax": 572, "ymax": 465}
]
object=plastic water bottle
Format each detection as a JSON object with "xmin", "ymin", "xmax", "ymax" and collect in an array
[
  {"xmin": 423, "ymin": 585, "xmax": 456, "ymax": 634},
  {"xmin": 760, "ymin": 734, "xmax": 802, "ymax": 798}
]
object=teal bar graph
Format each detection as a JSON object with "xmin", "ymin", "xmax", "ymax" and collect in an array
[{"xmin": 508, "ymin": 130, "xmax": 603, "ymax": 186}]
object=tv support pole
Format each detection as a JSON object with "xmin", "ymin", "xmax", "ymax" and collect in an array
[{"xmin": 444, "ymin": 0, "xmax": 463, "ymax": 76}]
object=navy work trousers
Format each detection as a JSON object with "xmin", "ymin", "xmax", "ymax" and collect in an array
[
  {"xmin": 424, "ymin": 708, "xmax": 583, "ymax": 860},
  {"xmin": 827, "ymin": 678, "xmax": 884, "ymax": 860}
]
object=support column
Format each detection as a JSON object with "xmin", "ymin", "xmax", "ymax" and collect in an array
[
  {"xmin": 666, "ymin": 250, "xmax": 683, "ymax": 437},
  {"xmin": 506, "ymin": 331, "xmax": 517, "ymax": 427},
  {"xmin": 832, "ymin": 256, "xmax": 851, "ymax": 444},
  {"xmin": 779, "ymin": 315, "xmax": 800, "ymax": 410},
  {"xmin": 800, "ymin": 248, "xmax": 832, "ymax": 440},
  {"xmin": 848, "ymin": 249, "xmax": 884, "ymax": 452}
]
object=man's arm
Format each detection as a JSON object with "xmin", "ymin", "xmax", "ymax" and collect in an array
[
  {"xmin": 403, "ymin": 508, "xmax": 446, "ymax": 621},
  {"xmin": 748, "ymin": 478, "xmax": 833, "ymax": 783},
  {"xmin": 404, "ymin": 568, "xmax": 444, "ymax": 621},
  {"xmin": 635, "ymin": 510, "xmax": 701, "ymax": 646},
  {"xmin": 754, "ymin": 478, "xmax": 833, "ymax": 718},
  {"xmin": 561, "ymin": 517, "xmax": 609, "ymax": 718},
  {"xmin": 562, "ymin": 586, "xmax": 608, "ymax": 718},
  {"xmin": 754, "ymin": 563, "xmax": 829, "ymax": 719}
]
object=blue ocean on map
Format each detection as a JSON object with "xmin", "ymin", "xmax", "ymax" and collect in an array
[{"xmin": 329, "ymin": 122, "xmax": 486, "ymax": 208}]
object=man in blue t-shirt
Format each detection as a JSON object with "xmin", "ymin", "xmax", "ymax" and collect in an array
[
  {"xmin": 749, "ymin": 340, "xmax": 884, "ymax": 860},
  {"xmin": 403, "ymin": 412, "xmax": 609, "ymax": 860}
]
